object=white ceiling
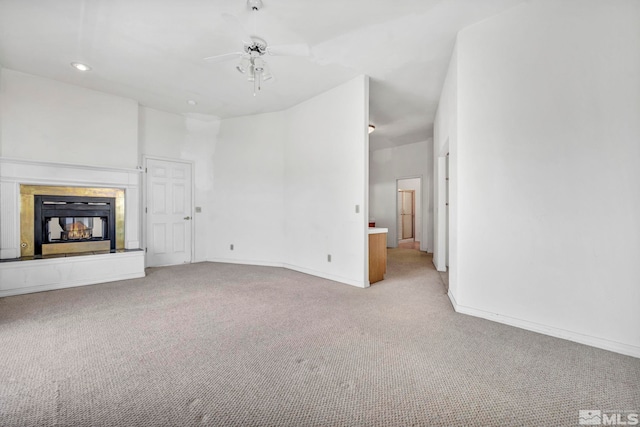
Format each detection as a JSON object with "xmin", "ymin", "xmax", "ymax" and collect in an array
[{"xmin": 0, "ymin": 0, "xmax": 524, "ymax": 150}]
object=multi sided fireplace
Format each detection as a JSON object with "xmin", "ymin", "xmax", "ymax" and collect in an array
[
  {"xmin": 20, "ymin": 185, "xmax": 126, "ymax": 258},
  {"xmin": 34, "ymin": 195, "xmax": 116, "ymax": 256},
  {"xmin": 33, "ymin": 195, "xmax": 116, "ymax": 257}
]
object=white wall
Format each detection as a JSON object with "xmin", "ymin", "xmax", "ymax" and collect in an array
[
  {"xmin": 0, "ymin": 67, "xmax": 369, "ymax": 287},
  {"xmin": 0, "ymin": 70, "xmax": 220, "ymax": 264},
  {"xmin": 138, "ymin": 107, "xmax": 220, "ymax": 262},
  {"xmin": 433, "ymin": 43, "xmax": 457, "ymax": 276},
  {"xmin": 0, "ymin": 68, "xmax": 3, "ymax": 154},
  {"xmin": 441, "ymin": 0, "xmax": 640, "ymax": 357},
  {"xmin": 285, "ymin": 76, "xmax": 369, "ymax": 286},
  {"xmin": 370, "ymin": 140, "xmax": 433, "ymax": 251},
  {"xmin": 0, "ymin": 69, "xmax": 138, "ymax": 168},
  {"xmin": 209, "ymin": 111, "xmax": 286, "ymax": 266},
  {"xmin": 210, "ymin": 76, "xmax": 369, "ymax": 287}
]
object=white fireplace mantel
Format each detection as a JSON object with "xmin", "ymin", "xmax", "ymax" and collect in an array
[{"xmin": 0, "ymin": 157, "xmax": 145, "ymax": 296}]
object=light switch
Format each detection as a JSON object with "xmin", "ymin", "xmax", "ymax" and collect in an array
[{"xmin": 195, "ymin": 207, "xmax": 202, "ymax": 213}]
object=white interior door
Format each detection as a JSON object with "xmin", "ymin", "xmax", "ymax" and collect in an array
[{"xmin": 146, "ymin": 158, "xmax": 192, "ymax": 266}]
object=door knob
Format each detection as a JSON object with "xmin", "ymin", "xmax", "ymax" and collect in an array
[{"xmin": 184, "ymin": 216, "xmax": 191, "ymax": 220}]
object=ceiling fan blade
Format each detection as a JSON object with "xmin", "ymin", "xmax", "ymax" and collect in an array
[
  {"xmin": 221, "ymin": 13, "xmax": 253, "ymax": 44},
  {"xmin": 267, "ymin": 43, "xmax": 310, "ymax": 57},
  {"xmin": 203, "ymin": 52, "xmax": 244, "ymax": 63}
]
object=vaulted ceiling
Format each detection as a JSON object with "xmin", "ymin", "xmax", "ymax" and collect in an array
[{"xmin": 0, "ymin": 0, "xmax": 524, "ymax": 150}]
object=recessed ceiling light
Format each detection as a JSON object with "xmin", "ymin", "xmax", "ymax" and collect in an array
[
  {"xmin": 187, "ymin": 100, "xmax": 198, "ymax": 106},
  {"xmin": 71, "ymin": 62, "xmax": 91, "ymax": 71}
]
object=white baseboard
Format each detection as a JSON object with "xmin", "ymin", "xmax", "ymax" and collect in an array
[
  {"xmin": 447, "ymin": 290, "xmax": 458, "ymax": 310},
  {"xmin": 207, "ymin": 258, "xmax": 284, "ymax": 268},
  {"xmin": 433, "ymin": 258, "xmax": 447, "ymax": 272},
  {"xmin": 451, "ymin": 301, "xmax": 640, "ymax": 359},
  {"xmin": 207, "ymin": 258, "xmax": 366, "ymax": 288},
  {"xmin": 282, "ymin": 263, "xmax": 366, "ymax": 288}
]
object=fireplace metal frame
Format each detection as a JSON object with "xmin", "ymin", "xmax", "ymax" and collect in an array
[
  {"xmin": 34, "ymin": 195, "xmax": 116, "ymax": 257},
  {"xmin": 20, "ymin": 185, "xmax": 125, "ymax": 258}
]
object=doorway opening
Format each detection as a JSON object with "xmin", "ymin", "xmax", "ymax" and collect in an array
[{"xmin": 397, "ymin": 177, "xmax": 421, "ymax": 251}]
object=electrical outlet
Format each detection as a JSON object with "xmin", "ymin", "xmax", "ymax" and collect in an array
[
  {"xmin": 230, "ymin": 244, "xmax": 234, "ymax": 250},
  {"xmin": 327, "ymin": 254, "xmax": 332, "ymax": 262}
]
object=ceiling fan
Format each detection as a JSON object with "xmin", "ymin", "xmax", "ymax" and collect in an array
[{"xmin": 204, "ymin": 0, "xmax": 310, "ymax": 96}]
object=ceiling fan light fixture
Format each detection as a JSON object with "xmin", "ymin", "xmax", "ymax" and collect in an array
[
  {"xmin": 204, "ymin": 0, "xmax": 303, "ymax": 96},
  {"xmin": 261, "ymin": 63, "xmax": 273, "ymax": 82},
  {"xmin": 252, "ymin": 57, "xmax": 264, "ymax": 70},
  {"xmin": 246, "ymin": 58, "xmax": 268, "ymax": 95},
  {"xmin": 236, "ymin": 57, "xmax": 250, "ymax": 73},
  {"xmin": 369, "ymin": 125, "xmax": 376, "ymax": 134},
  {"xmin": 247, "ymin": 58, "xmax": 269, "ymax": 80}
]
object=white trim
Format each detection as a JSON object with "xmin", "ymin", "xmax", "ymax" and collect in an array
[
  {"xmin": 452, "ymin": 303, "xmax": 640, "ymax": 359},
  {"xmin": 141, "ymin": 155, "xmax": 194, "ymax": 165},
  {"xmin": 1, "ymin": 176, "xmax": 139, "ymax": 188},
  {"xmin": 363, "ymin": 75, "xmax": 371, "ymax": 288},
  {"xmin": 0, "ymin": 181, "xmax": 19, "ymax": 258},
  {"xmin": 207, "ymin": 259, "xmax": 367, "ymax": 288},
  {"xmin": 447, "ymin": 289, "xmax": 458, "ymax": 310},
  {"xmin": 0, "ymin": 156, "xmax": 141, "ymax": 174},
  {"xmin": 208, "ymin": 258, "xmax": 284, "ymax": 268},
  {"xmin": 283, "ymin": 263, "xmax": 366, "ymax": 288},
  {"xmin": 433, "ymin": 156, "xmax": 448, "ymax": 272},
  {"xmin": 0, "ymin": 249, "xmax": 20, "ymax": 259}
]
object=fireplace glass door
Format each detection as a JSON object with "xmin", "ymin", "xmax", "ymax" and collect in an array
[{"xmin": 46, "ymin": 215, "xmax": 107, "ymax": 243}]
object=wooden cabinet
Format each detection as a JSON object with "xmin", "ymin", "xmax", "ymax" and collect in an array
[{"xmin": 369, "ymin": 231, "xmax": 387, "ymax": 284}]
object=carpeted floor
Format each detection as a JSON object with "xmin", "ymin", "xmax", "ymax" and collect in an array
[
  {"xmin": 397, "ymin": 240, "xmax": 420, "ymax": 250},
  {"xmin": 1, "ymin": 249, "xmax": 638, "ymax": 426}
]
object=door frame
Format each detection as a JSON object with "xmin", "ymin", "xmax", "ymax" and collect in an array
[
  {"xmin": 434, "ymin": 140, "xmax": 449, "ymax": 272},
  {"xmin": 142, "ymin": 155, "xmax": 195, "ymax": 267},
  {"xmin": 395, "ymin": 175, "xmax": 422, "ymax": 249}
]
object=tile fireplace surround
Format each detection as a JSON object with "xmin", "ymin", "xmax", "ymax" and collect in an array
[{"xmin": 0, "ymin": 157, "xmax": 145, "ymax": 297}]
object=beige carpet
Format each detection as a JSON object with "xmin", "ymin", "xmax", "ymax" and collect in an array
[
  {"xmin": 1, "ymin": 249, "xmax": 638, "ymax": 426},
  {"xmin": 397, "ymin": 240, "xmax": 420, "ymax": 250}
]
